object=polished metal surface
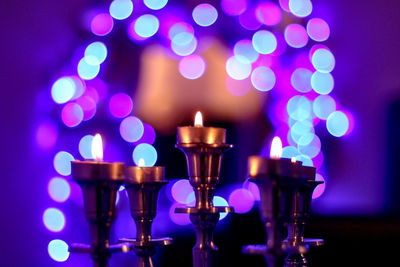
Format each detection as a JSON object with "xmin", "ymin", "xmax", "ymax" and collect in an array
[
  {"xmin": 71, "ymin": 161, "xmax": 125, "ymax": 267},
  {"xmin": 177, "ymin": 126, "xmax": 226, "ymax": 144},
  {"xmin": 126, "ymin": 166, "xmax": 165, "ymax": 183}
]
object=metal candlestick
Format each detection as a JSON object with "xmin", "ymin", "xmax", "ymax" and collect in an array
[
  {"xmin": 120, "ymin": 166, "xmax": 172, "ymax": 267},
  {"xmin": 175, "ymin": 126, "xmax": 234, "ymax": 267},
  {"xmin": 70, "ymin": 161, "xmax": 131, "ymax": 267},
  {"xmin": 243, "ymin": 156, "xmax": 323, "ymax": 267}
]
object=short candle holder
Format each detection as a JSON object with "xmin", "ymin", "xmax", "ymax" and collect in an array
[
  {"xmin": 119, "ymin": 164, "xmax": 173, "ymax": 267},
  {"xmin": 243, "ymin": 138, "xmax": 323, "ymax": 267},
  {"xmin": 174, "ymin": 113, "xmax": 234, "ymax": 267},
  {"xmin": 69, "ymin": 160, "xmax": 131, "ymax": 267}
]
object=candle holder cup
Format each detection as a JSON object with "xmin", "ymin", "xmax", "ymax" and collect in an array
[
  {"xmin": 243, "ymin": 156, "xmax": 323, "ymax": 267},
  {"xmin": 119, "ymin": 166, "xmax": 172, "ymax": 267},
  {"xmin": 70, "ymin": 161, "xmax": 131, "ymax": 267}
]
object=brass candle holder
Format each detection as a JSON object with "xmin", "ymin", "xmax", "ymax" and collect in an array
[
  {"xmin": 175, "ymin": 112, "xmax": 234, "ymax": 267},
  {"xmin": 119, "ymin": 163, "xmax": 173, "ymax": 267},
  {"xmin": 69, "ymin": 134, "xmax": 131, "ymax": 267},
  {"xmin": 243, "ymin": 137, "xmax": 323, "ymax": 267}
]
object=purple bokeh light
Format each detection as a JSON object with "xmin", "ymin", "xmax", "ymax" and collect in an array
[
  {"xmin": 307, "ymin": 18, "xmax": 330, "ymax": 42},
  {"xmin": 61, "ymin": 103, "xmax": 84, "ymax": 127},
  {"xmin": 76, "ymin": 95, "xmax": 96, "ymax": 121},
  {"xmin": 36, "ymin": 120, "xmax": 58, "ymax": 150},
  {"xmin": 169, "ymin": 203, "xmax": 191, "ymax": 225},
  {"xmin": 133, "ymin": 123, "xmax": 156, "ymax": 145},
  {"xmin": 221, "ymin": 0, "xmax": 247, "ymax": 16},
  {"xmin": 312, "ymin": 173, "xmax": 325, "ymax": 199},
  {"xmin": 239, "ymin": 8, "xmax": 262, "ymax": 30},
  {"xmin": 179, "ymin": 54, "xmax": 206, "ymax": 79},
  {"xmin": 228, "ymin": 188, "xmax": 255, "ymax": 213},
  {"xmin": 91, "ymin": 13, "xmax": 114, "ymax": 36},
  {"xmin": 109, "ymin": 92, "xmax": 133, "ymax": 118},
  {"xmin": 171, "ymin": 179, "xmax": 194, "ymax": 204},
  {"xmin": 284, "ymin": 24, "xmax": 308, "ymax": 48},
  {"xmin": 255, "ymin": 2, "xmax": 282, "ymax": 26},
  {"xmin": 120, "ymin": 116, "xmax": 144, "ymax": 142}
]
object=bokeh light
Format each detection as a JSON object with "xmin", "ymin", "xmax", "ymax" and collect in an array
[
  {"xmin": 109, "ymin": 0, "xmax": 133, "ymax": 20},
  {"xmin": 120, "ymin": 116, "xmax": 144, "ymax": 142},
  {"xmin": 79, "ymin": 135, "xmax": 94, "ymax": 159},
  {"xmin": 109, "ymin": 92, "xmax": 133, "ymax": 118},
  {"xmin": 76, "ymin": 96, "xmax": 96, "ymax": 121},
  {"xmin": 279, "ymin": 0, "xmax": 290, "ymax": 12},
  {"xmin": 91, "ymin": 13, "xmax": 114, "ymax": 36},
  {"xmin": 36, "ymin": 120, "xmax": 58, "ymax": 150},
  {"xmin": 251, "ymin": 66, "xmax": 276, "ymax": 92},
  {"xmin": 221, "ymin": 0, "xmax": 247, "ymax": 16},
  {"xmin": 213, "ymin": 196, "xmax": 229, "ymax": 220},
  {"xmin": 61, "ymin": 103, "xmax": 84, "ymax": 127},
  {"xmin": 239, "ymin": 8, "xmax": 262, "ymax": 30},
  {"xmin": 77, "ymin": 57, "xmax": 100, "ymax": 80},
  {"xmin": 135, "ymin": 14, "xmax": 159, "ymax": 38},
  {"xmin": 307, "ymin": 18, "xmax": 330, "ymax": 42},
  {"xmin": 192, "ymin": 4, "xmax": 218, "ymax": 27},
  {"xmin": 48, "ymin": 177, "xmax": 71, "ymax": 203},
  {"xmin": 144, "ymin": 0, "xmax": 168, "ymax": 10},
  {"xmin": 282, "ymin": 145, "xmax": 301, "ymax": 159},
  {"xmin": 43, "ymin": 208, "xmax": 66, "ymax": 232},
  {"xmin": 134, "ymin": 123, "xmax": 156, "ymax": 145},
  {"xmin": 226, "ymin": 76, "xmax": 251, "ymax": 96},
  {"xmin": 284, "ymin": 24, "xmax": 308, "ymax": 48},
  {"xmin": 85, "ymin": 42, "xmax": 107, "ymax": 64},
  {"xmin": 132, "ymin": 143, "xmax": 157, "ymax": 166},
  {"xmin": 326, "ymin": 111, "xmax": 349, "ymax": 137},
  {"xmin": 295, "ymin": 154, "xmax": 313, "ymax": 167},
  {"xmin": 169, "ymin": 203, "xmax": 191, "ymax": 225},
  {"xmin": 311, "ymin": 71, "xmax": 334, "ymax": 94},
  {"xmin": 228, "ymin": 188, "xmax": 254, "ymax": 213},
  {"xmin": 48, "ymin": 240, "xmax": 70, "ymax": 262},
  {"xmin": 298, "ymin": 134, "xmax": 321, "ymax": 158},
  {"xmin": 171, "ymin": 32, "xmax": 197, "ymax": 56},
  {"xmin": 252, "ymin": 30, "xmax": 277, "ymax": 54},
  {"xmin": 290, "ymin": 120, "xmax": 315, "ymax": 146},
  {"xmin": 168, "ymin": 22, "xmax": 194, "ymax": 40},
  {"xmin": 226, "ymin": 56, "xmax": 252, "ymax": 80},
  {"xmin": 255, "ymin": 2, "xmax": 282, "ymax": 26},
  {"xmin": 53, "ymin": 151, "xmax": 74, "ymax": 176},
  {"xmin": 313, "ymin": 95, "xmax": 336, "ymax": 120},
  {"xmin": 311, "ymin": 48, "xmax": 335, "ymax": 73},
  {"xmin": 51, "ymin": 77, "xmax": 76, "ymax": 104},
  {"xmin": 291, "ymin": 68, "xmax": 312, "ymax": 93},
  {"xmin": 312, "ymin": 173, "xmax": 326, "ymax": 198},
  {"xmin": 179, "ymin": 54, "xmax": 206, "ymax": 79},
  {"xmin": 234, "ymin": 39, "xmax": 259, "ymax": 63},
  {"xmin": 171, "ymin": 179, "xmax": 194, "ymax": 204},
  {"xmin": 287, "ymin": 95, "xmax": 312, "ymax": 121},
  {"xmin": 243, "ymin": 180, "xmax": 260, "ymax": 201},
  {"xmin": 289, "ymin": 0, "xmax": 312, "ymax": 18}
]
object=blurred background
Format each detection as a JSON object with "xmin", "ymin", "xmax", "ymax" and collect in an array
[{"xmin": 1, "ymin": 0, "xmax": 400, "ymax": 266}]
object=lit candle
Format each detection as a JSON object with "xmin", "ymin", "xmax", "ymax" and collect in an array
[
  {"xmin": 125, "ymin": 157, "xmax": 165, "ymax": 184},
  {"xmin": 71, "ymin": 133, "xmax": 124, "ymax": 182},
  {"xmin": 176, "ymin": 111, "xmax": 226, "ymax": 144}
]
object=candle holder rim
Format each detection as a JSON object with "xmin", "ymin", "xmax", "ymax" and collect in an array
[{"xmin": 175, "ymin": 143, "xmax": 233, "ymax": 148}]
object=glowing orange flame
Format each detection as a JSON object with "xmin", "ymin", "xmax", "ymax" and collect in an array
[
  {"xmin": 194, "ymin": 111, "xmax": 203, "ymax": 127},
  {"xmin": 270, "ymin": 136, "xmax": 282, "ymax": 159},
  {"xmin": 291, "ymin": 157, "xmax": 297, "ymax": 163},
  {"xmin": 91, "ymin": 133, "xmax": 103, "ymax": 161}
]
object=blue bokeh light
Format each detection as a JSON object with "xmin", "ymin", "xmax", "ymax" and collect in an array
[
  {"xmin": 51, "ymin": 77, "xmax": 76, "ymax": 104},
  {"xmin": 132, "ymin": 143, "xmax": 157, "ymax": 166},
  {"xmin": 213, "ymin": 196, "xmax": 229, "ymax": 220},
  {"xmin": 226, "ymin": 56, "xmax": 252, "ymax": 80},
  {"xmin": 298, "ymin": 134, "xmax": 321, "ymax": 158},
  {"xmin": 234, "ymin": 39, "xmax": 259, "ymax": 63},
  {"xmin": 53, "ymin": 151, "xmax": 74, "ymax": 176},
  {"xmin": 251, "ymin": 66, "xmax": 276, "ymax": 91},
  {"xmin": 192, "ymin": 4, "xmax": 218, "ymax": 27},
  {"xmin": 326, "ymin": 111, "xmax": 349, "ymax": 137},
  {"xmin": 48, "ymin": 177, "xmax": 71, "ymax": 203},
  {"xmin": 311, "ymin": 71, "xmax": 334, "ymax": 94},
  {"xmin": 135, "ymin": 14, "xmax": 159, "ymax": 38},
  {"xmin": 109, "ymin": 0, "xmax": 133, "ymax": 20},
  {"xmin": 296, "ymin": 154, "xmax": 314, "ymax": 167},
  {"xmin": 78, "ymin": 135, "xmax": 94, "ymax": 159},
  {"xmin": 144, "ymin": 0, "xmax": 167, "ymax": 10},
  {"xmin": 77, "ymin": 57, "xmax": 100, "ymax": 80},
  {"xmin": 252, "ymin": 30, "xmax": 277, "ymax": 54},
  {"xmin": 85, "ymin": 42, "xmax": 107, "ymax": 64},
  {"xmin": 120, "ymin": 116, "xmax": 144, "ymax": 142},
  {"xmin": 289, "ymin": 0, "xmax": 312, "ymax": 18},
  {"xmin": 290, "ymin": 120, "xmax": 315, "ymax": 146},
  {"xmin": 171, "ymin": 32, "xmax": 197, "ymax": 56},
  {"xmin": 313, "ymin": 95, "xmax": 336, "ymax": 119},
  {"xmin": 311, "ymin": 48, "xmax": 335, "ymax": 73},
  {"xmin": 48, "ymin": 239, "xmax": 70, "ymax": 262},
  {"xmin": 291, "ymin": 68, "xmax": 312, "ymax": 93},
  {"xmin": 43, "ymin": 208, "xmax": 66, "ymax": 232},
  {"xmin": 287, "ymin": 95, "xmax": 312, "ymax": 121},
  {"xmin": 282, "ymin": 146, "xmax": 300, "ymax": 159}
]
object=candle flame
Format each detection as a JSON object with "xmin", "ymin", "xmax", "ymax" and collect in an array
[
  {"xmin": 291, "ymin": 157, "xmax": 297, "ymax": 163},
  {"xmin": 138, "ymin": 158, "xmax": 145, "ymax": 167},
  {"xmin": 194, "ymin": 111, "xmax": 203, "ymax": 127},
  {"xmin": 270, "ymin": 136, "xmax": 282, "ymax": 159},
  {"xmin": 91, "ymin": 133, "xmax": 103, "ymax": 161}
]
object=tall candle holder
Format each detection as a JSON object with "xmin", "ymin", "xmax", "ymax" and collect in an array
[
  {"xmin": 119, "ymin": 163, "xmax": 173, "ymax": 267},
  {"xmin": 175, "ymin": 112, "xmax": 234, "ymax": 267},
  {"xmin": 69, "ymin": 134, "xmax": 131, "ymax": 267},
  {"xmin": 243, "ymin": 137, "xmax": 323, "ymax": 267}
]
